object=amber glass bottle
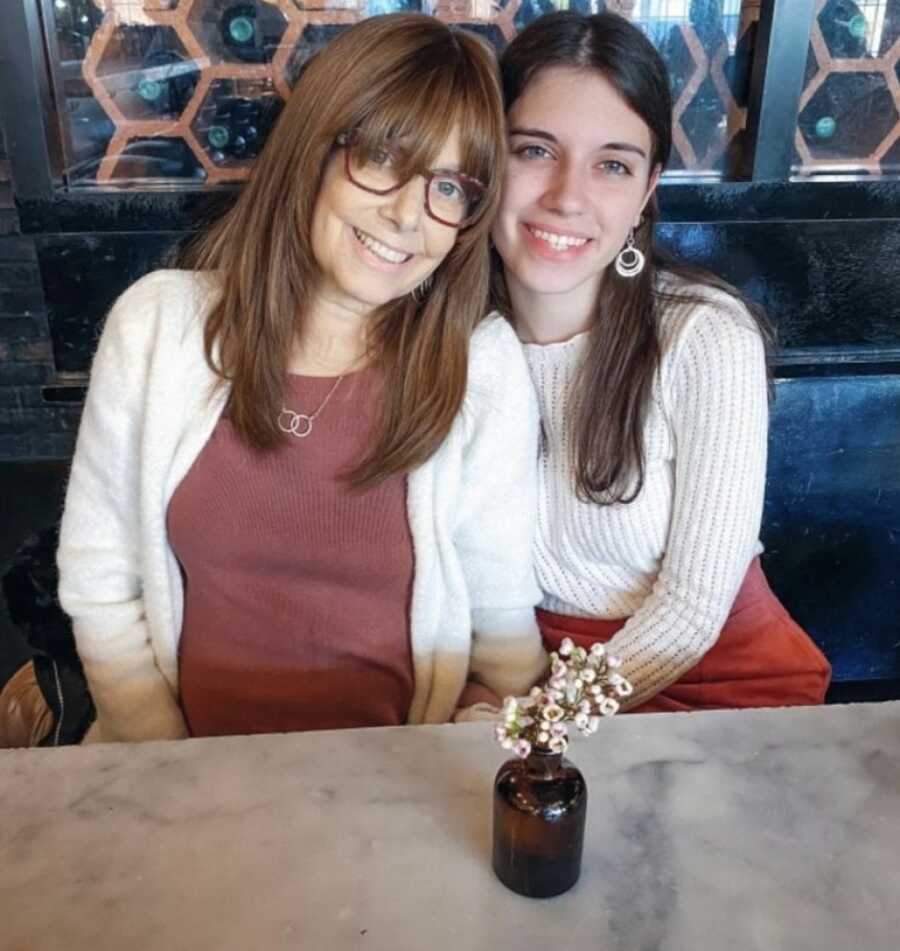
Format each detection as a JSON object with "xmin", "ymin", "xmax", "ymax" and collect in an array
[{"xmin": 492, "ymin": 749, "xmax": 587, "ymax": 898}]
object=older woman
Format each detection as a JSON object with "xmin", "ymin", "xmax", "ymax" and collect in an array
[{"xmin": 58, "ymin": 14, "xmax": 546, "ymax": 742}]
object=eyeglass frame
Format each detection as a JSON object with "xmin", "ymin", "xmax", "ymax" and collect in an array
[{"xmin": 335, "ymin": 131, "xmax": 487, "ymax": 229}]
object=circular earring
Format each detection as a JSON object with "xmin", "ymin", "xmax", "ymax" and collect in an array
[{"xmin": 615, "ymin": 230, "xmax": 645, "ymax": 279}]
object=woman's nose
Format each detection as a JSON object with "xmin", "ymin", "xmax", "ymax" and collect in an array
[
  {"xmin": 540, "ymin": 160, "xmax": 586, "ymax": 216},
  {"xmin": 379, "ymin": 177, "xmax": 425, "ymax": 232}
]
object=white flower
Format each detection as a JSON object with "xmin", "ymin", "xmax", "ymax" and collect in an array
[
  {"xmin": 615, "ymin": 680, "xmax": 634, "ymax": 697},
  {"xmin": 599, "ymin": 697, "xmax": 620, "ymax": 716},
  {"xmin": 607, "ymin": 655, "xmax": 621, "ymax": 669},
  {"xmin": 590, "ymin": 684, "xmax": 603, "ymax": 696},
  {"xmin": 579, "ymin": 699, "xmax": 592, "ymax": 714},
  {"xmin": 543, "ymin": 704, "xmax": 565, "ymax": 723},
  {"xmin": 550, "ymin": 723, "xmax": 567, "ymax": 737},
  {"xmin": 549, "ymin": 676, "xmax": 566, "ymax": 691},
  {"xmin": 581, "ymin": 667, "xmax": 596, "ymax": 684},
  {"xmin": 549, "ymin": 735, "xmax": 568, "ymax": 754},
  {"xmin": 574, "ymin": 712, "xmax": 589, "ymax": 729},
  {"xmin": 590, "ymin": 642, "xmax": 606, "ymax": 659},
  {"xmin": 501, "ymin": 736, "xmax": 515, "ymax": 750},
  {"xmin": 530, "ymin": 685, "xmax": 542, "ymax": 698},
  {"xmin": 588, "ymin": 715, "xmax": 601, "ymax": 732},
  {"xmin": 494, "ymin": 724, "xmax": 508, "ymax": 742},
  {"xmin": 538, "ymin": 731, "xmax": 550, "ymax": 744},
  {"xmin": 559, "ymin": 638, "xmax": 574, "ymax": 657},
  {"xmin": 515, "ymin": 739, "xmax": 532, "ymax": 759}
]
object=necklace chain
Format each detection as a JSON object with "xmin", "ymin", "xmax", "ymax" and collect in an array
[{"xmin": 278, "ymin": 375, "xmax": 344, "ymax": 439}]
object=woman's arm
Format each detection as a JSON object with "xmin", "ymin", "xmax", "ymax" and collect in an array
[
  {"xmin": 605, "ymin": 303, "xmax": 769, "ymax": 708},
  {"xmin": 454, "ymin": 318, "xmax": 549, "ymax": 703},
  {"xmin": 57, "ymin": 274, "xmax": 189, "ymax": 742}
]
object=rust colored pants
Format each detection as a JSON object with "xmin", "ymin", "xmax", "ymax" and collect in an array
[{"xmin": 537, "ymin": 559, "xmax": 831, "ymax": 713}]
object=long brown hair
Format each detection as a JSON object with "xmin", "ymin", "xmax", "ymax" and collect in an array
[
  {"xmin": 180, "ymin": 14, "xmax": 505, "ymax": 488},
  {"xmin": 494, "ymin": 11, "xmax": 775, "ymax": 505}
]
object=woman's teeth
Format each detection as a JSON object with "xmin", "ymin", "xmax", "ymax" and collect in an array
[
  {"xmin": 529, "ymin": 226, "xmax": 589, "ymax": 251},
  {"xmin": 354, "ymin": 228, "xmax": 411, "ymax": 264}
]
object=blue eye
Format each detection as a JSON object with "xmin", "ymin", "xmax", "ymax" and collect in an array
[
  {"xmin": 430, "ymin": 174, "xmax": 466, "ymax": 207},
  {"xmin": 436, "ymin": 179, "xmax": 462, "ymax": 200},
  {"xmin": 601, "ymin": 160, "xmax": 631, "ymax": 176},
  {"xmin": 515, "ymin": 144, "xmax": 551, "ymax": 160}
]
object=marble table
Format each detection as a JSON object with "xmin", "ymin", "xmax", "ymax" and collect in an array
[{"xmin": 2, "ymin": 702, "xmax": 899, "ymax": 951}]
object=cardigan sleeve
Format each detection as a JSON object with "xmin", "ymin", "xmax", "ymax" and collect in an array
[
  {"xmin": 453, "ymin": 317, "xmax": 548, "ymax": 700},
  {"xmin": 57, "ymin": 273, "xmax": 190, "ymax": 742},
  {"xmin": 603, "ymin": 301, "xmax": 769, "ymax": 708}
]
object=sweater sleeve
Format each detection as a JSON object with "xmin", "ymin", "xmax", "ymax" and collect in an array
[
  {"xmin": 603, "ymin": 304, "xmax": 769, "ymax": 708},
  {"xmin": 57, "ymin": 273, "xmax": 189, "ymax": 742},
  {"xmin": 453, "ymin": 318, "xmax": 549, "ymax": 700}
]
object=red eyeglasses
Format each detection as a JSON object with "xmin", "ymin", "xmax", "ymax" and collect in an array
[{"xmin": 336, "ymin": 131, "xmax": 486, "ymax": 229}]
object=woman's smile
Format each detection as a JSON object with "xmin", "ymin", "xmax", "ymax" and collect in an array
[
  {"xmin": 351, "ymin": 225, "xmax": 415, "ymax": 267},
  {"xmin": 521, "ymin": 222, "xmax": 594, "ymax": 259}
]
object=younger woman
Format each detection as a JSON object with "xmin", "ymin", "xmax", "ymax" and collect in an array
[
  {"xmin": 492, "ymin": 11, "xmax": 830, "ymax": 712},
  {"xmin": 58, "ymin": 14, "xmax": 546, "ymax": 742}
]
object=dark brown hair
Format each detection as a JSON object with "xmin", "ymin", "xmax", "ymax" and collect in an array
[
  {"xmin": 180, "ymin": 14, "xmax": 505, "ymax": 487},
  {"xmin": 494, "ymin": 11, "xmax": 775, "ymax": 505}
]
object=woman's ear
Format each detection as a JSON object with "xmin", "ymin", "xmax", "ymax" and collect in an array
[{"xmin": 637, "ymin": 163, "xmax": 663, "ymax": 227}]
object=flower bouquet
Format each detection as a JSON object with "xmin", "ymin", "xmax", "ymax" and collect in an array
[{"xmin": 491, "ymin": 638, "xmax": 634, "ymax": 898}]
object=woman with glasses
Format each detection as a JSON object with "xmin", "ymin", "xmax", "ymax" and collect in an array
[
  {"xmin": 490, "ymin": 11, "xmax": 830, "ymax": 712},
  {"xmin": 57, "ymin": 14, "xmax": 546, "ymax": 743}
]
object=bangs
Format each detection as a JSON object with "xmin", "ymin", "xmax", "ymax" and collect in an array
[{"xmin": 350, "ymin": 43, "xmax": 499, "ymax": 191}]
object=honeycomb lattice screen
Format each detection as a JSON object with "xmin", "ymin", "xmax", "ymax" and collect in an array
[
  {"xmin": 47, "ymin": 0, "xmax": 760, "ymax": 187},
  {"xmin": 795, "ymin": 0, "xmax": 900, "ymax": 177}
]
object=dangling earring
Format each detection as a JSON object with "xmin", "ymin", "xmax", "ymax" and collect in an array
[
  {"xmin": 615, "ymin": 229, "xmax": 645, "ymax": 279},
  {"xmin": 412, "ymin": 274, "xmax": 433, "ymax": 304}
]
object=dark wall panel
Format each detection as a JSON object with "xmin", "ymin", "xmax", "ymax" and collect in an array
[
  {"xmin": 35, "ymin": 232, "xmax": 183, "ymax": 374},
  {"xmin": 762, "ymin": 375, "xmax": 900, "ymax": 682},
  {"xmin": 23, "ymin": 218, "xmax": 900, "ymax": 379},
  {"xmin": 658, "ymin": 219, "xmax": 900, "ymax": 348}
]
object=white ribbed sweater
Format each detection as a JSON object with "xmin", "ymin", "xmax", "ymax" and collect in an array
[{"xmin": 523, "ymin": 282, "xmax": 768, "ymax": 708}]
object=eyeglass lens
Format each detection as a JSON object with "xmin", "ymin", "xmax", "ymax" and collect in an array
[{"xmin": 346, "ymin": 145, "xmax": 479, "ymax": 226}]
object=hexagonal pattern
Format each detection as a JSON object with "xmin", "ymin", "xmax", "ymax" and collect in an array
[
  {"xmin": 799, "ymin": 71, "xmax": 899, "ymax": 158},
  {"xmin": 93, "ymin": 24, "xmax": 199, "ymax": 121},
  {"xmin": 796, "ymin": 0, "xmax": 900, "ymax": 176},
  {"xmin": 189, "ymin": 76, "xmax": 283, "ymax": 169},
  {"xmin": 186, "ymin": 0, "xmax": 290, "ymax": 66},
  {"xmin": 66, "ymin": 0, "xmax": 759, "ymax": 185}
]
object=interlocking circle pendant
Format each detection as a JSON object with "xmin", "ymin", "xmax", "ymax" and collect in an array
[
  {"xmin": 278, "ymin": 409, "xmax": 314, "ymax": 438},
  {"xmin": 615, "ymin": 231, "xmax": 645, "ymax": 279}
]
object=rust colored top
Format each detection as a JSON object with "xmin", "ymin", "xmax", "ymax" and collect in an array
[{"xmin": 167, "ymin": 370, "xmax": 414, "ymax": 737}]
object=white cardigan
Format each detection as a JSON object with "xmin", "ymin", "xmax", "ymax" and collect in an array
[{"xmin": 57, "ymin": 270, "xmax": 546, "ymax": 742}]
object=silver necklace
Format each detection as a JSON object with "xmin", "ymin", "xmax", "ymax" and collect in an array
[{"xmin": 278, "ymin": 375, "xmax": 344, "ymax": 439}]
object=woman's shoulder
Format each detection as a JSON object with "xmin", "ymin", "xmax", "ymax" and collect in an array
[
  {"xmin": 470, "ymin": 311, "xmax": 534, "ymax": 382},
  {"xmin": 109, "ymin": 269, "xmax": 219, "ymax": 324},
  {"xmin": 460, "ymin": 312, "xmax": 535, "ymax": 425},
  {"xmin": 470, "ymin": 310, "xmax": 519, "ymax": 349},
  {"xmin": 654, "ymin": 271, "xmax": 767, "ymax": 403},
  {"xmin": 93, "ymin": 270, "xmax": 220, "ymax": 383},
  {"xmin": 655, "ymin": 271, "xmax": 763, "ymax": 360}
]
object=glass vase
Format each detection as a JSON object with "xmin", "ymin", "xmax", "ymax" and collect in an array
[{"xmin": 492, "ymin": 748, "xmax": 587, "ymax": 898}]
